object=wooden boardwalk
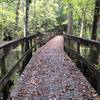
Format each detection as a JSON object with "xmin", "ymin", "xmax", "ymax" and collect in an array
[{"xmin": 10, "ymin": 36, "xmax": 99, "ymax": 100}]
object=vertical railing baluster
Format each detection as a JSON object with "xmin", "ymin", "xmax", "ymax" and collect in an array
[
  {"xmin": 21, "ymin": 41, "xmax": 24, "ymax": 56},
  {"xmin": 69, "ymin": 37, "xmax": 71, "ymax": 56},
  {"xmin": 0, "ymin": 57, "xmax": 6, "ymax": 77},
  {"xmin": 20, "ymin": 41, "xmax": 25, "ymax": 74},
  {"xmin": 97, "ymin": 47, "xmax": 100, "ymax": 94},
  {"xmin": 97, "ymin": 71, "xmax": 100, "ymax": 95},
  {"xmin": 33, "ymin": 37, "xmax": 37, "ymax": 52},
  {"xmin": 76, "ymin": 42, "xmax": 81, "ymax": 68},
  {"xmin": 77, "ymin": 42, "xmax": 80, "ymax": 54},
  {"xmin": 0, "ymin": 49, "xmax": 9, "ymax": 100},
  {"xmin": 29, "ymin": 39, "xmax": 32, "ymax": 57},
  {"xmin": 21, "ymin": 39, "xmax": 30, "ymax": 72}
]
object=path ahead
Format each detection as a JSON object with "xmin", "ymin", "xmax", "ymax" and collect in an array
[{"xmin": 10, "ymin": 36, "xmax": 98, "ymax": 100}]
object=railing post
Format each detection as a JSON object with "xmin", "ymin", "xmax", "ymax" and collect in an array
[
  {"xmin": 21, "ymin": 39, "xmax": 30, "ymax": 72},
  {"xmin": 21, "ymin": 41, "xmax": 25, "ymax": 56},
  {"xmin": 33, "ymin": 37, "xmax": 37, "ymax": 52},
  {"xmin": 77, "ymin": 42, "xmax": 80, "ymax": 54},
  {"xmin": 0, "ymin": 49, "xmax": 9, "ymax": 100},
  {"xmin": 0, "ymin": 57, "xmax": 6, "ymax": 77},
  {"xmin": 19, "ymin": 41, "xmax": 25, "ymax": 74},
  {"xmin": 97, "ymin": 48, "xmax": 100, "ymax": 65},
  {"xmin": 68, "ymin": 37, "xmax": 71, "ymax": 56},
  {"xmin": 90, "ymin": 48, "xmax": 98, "ymax": 65},
  {"xmin": 97, "ymin": 48, "xmax": 100, "ymax": 94},
  {"xmin": 45, "ymin": 34, "xmax": 47, "ymax": 43},
  {"xmin": 38, "ymin": 34, "xmax": 43, "ymax": 47},
  {"xmin": 37, "ymin": 36, "xmax": 40, "ymax": 48},
  {"xmin": 76, "ymin": 42, "xmax": 81, "ymax": 67},
  {"xmin": 29, "ymin": 39, "xmax": 32, "ymax": 57},
  {"xmin": 96, "ymin": 71, "xmax": 100, "ymax": 94}
]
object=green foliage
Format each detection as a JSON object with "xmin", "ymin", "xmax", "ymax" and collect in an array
[
  {"xmin": 0, "ymin": 0, "xmax": 96, "ymax": 40},
  {"xmin": 63, "ymin": 0, "xmax": 95, "ymax": 37},
  {"xmin": 0, "ymin": 1, "xmax": 16, "ymax": 40},
  {"xmin": 29, "ymin": 0, "xmax": 57, "ymax": 33},
  {"xmin": 0, "ymin": 0, "xmax": 13, "ymax": 3}
]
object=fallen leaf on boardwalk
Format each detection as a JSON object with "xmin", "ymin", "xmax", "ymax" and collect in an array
[{"xmin": 30, "ymin": 80, "xmax": 40, "ymax": 85}]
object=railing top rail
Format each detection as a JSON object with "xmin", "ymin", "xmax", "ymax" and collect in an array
[
  {"xmin": 0, "ymin": 34, "xmax": 39, "ymax": 49},
  {"xmin": 64, "ymin": 35, "xmax": 100, "ymax": 48}
]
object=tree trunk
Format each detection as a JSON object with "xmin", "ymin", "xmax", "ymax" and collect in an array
[
  {"xmin": 80, "ymin": 20, "xmax": 84, "ymax": 37},
  {"xmin": 90, "ymin": 0, "xmax": 100, "ymax": 65},
  {"xmin": 33, "ymin": 0, "xmax": 37, "ymax": 32},
  {"xmin": 20, "ymin": 0, "xmax": 26, "ymax": 36},
  {"xmin": 67, "ymin": 3, "xmax": 73, "ymax": 35},
  {"xmin": 24, "ymin": 0, "xmax": 30, "ymax": 36},
  {"xmin": 15, "ymin": 0, "xmax": 20, "ymax": 31},
  {"xmin": 91, "ymin": 0, "xmax": 100, "ymax": 40},
  {"xmin": 21, "ymin": 0, "xmax": 32, "ymax": 73}
]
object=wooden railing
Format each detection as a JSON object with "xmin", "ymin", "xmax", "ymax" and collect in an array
[
  {"xmin": 64, "ymin": 34, "xmax": 100, "ymax": 94},
  {"xmin": 0, "ymin": 33, "xmax": 56, "ymax": 99},
  {"xmin": 0, "ymin": 34, "xmax": 37, "ymax": 99}
]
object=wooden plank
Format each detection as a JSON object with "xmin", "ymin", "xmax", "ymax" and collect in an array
[
  {"xmin": 0, "ymin": 34, "xmax": 38, "ymax": 49},
  {"xmin": 10, "ymin": 36, "xmax": 99, "ymax": 99}
]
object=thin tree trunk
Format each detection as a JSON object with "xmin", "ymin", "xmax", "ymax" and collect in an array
[
  {"xmin": 67, "ymin": 3, "xmax": 73, "ymax": 35},
  {"xmin": 91, "ymin": 0, "xmax": 100, "ymax": 40},
  {"xmin": 97, "ymin": 16, "xmax": 100, "ymax": 39},
  {"xmin": 90, "ymin": 0, "xmax": 100, "ymax": 65},
  {"xmin": 33, "ymin": 0, "xmax": 36, "ymax": 32},
  {"xmin": 21, "ymin": 0, "xmax": 32, "ymax": 73},
  {"xmin": 24, "ymin": 0, "xmax": 30, "ymax": 36},
  {"xmin": 80, "ymin": 20, "xmax": 84, "ymax": 37},
  {"xmin": 21, "ymin": 0, "xmax": 31, "ymax": 36},
  {"xmin": 15, "ymin": 0, "xmax": 20, "ymax": 31},
  {"xmin": 20, "ymin": 0, "xmax": 26, "ymax": 36}
]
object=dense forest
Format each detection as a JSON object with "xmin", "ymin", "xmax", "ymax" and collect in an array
[
  {"xmin": 0, "ymin": 0, "xmax": 100, "ymax": 99},
  {"xmin": 0, "ymin": 0, "xmax": 100, "ymax": 41}
]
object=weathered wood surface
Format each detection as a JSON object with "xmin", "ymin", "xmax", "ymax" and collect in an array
[
  {"xmin": 64, "ymin": 35, "xmax": 100, "ymax": 52},
  {"xmin": 10, "ymin": 36, "xmax": 99, "ymax": 100}
]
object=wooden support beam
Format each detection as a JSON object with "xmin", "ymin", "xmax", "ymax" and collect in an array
[{"xmin": 0, "ymin": 49, "xmax": 9, "ymax": 100}]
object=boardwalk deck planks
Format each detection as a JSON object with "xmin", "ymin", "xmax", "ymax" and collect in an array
[{"xmin": 10, "ymin": 36, "xmax": 99, "ymax": 100}]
